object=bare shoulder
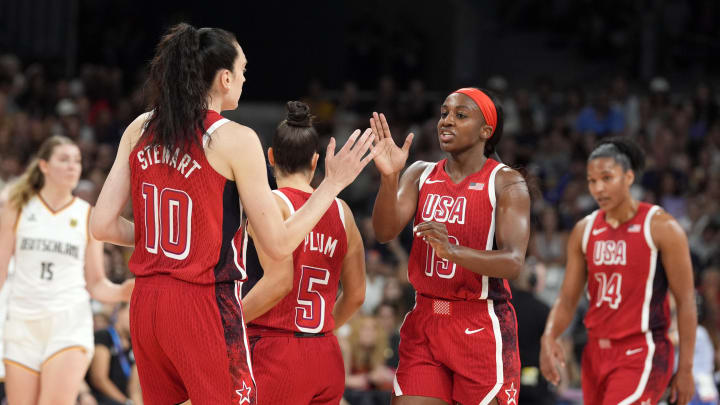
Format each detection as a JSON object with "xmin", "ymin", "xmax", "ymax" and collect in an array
[
  {"xmin": 209, "ymin": 121, "xmax": 260, "ymax": 152},
  {"xmin": 336, "ymin": 198, "xmax": 356, "ymax": 226},
  {"xmin": 495, "ymin": 166, "xmax": 527, "ymax": 190},
  {"xmin": 401, "ymin": 160, "xmax": 433, "ymax": 185},
  {"xmin": 125, "ymin": 112, "xmax": 153, "ymax": 149},
  {"xmin": 649, "ymin": 208, "xmax": 685, "ymax": 242}
]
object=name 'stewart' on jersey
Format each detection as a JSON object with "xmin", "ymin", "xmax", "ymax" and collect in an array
[
  {"xmin": 303, "ymin": 231, "xmax": 339, "ymax": 258},
  {"xmin": 19, "ymin": 237, "xmax": 80, "ymax": 259},
  {"xmin": 136, "ymin": 144, "xmax": 202, "ymax": 179},
  {"xmin": 420, "ymin": 194, "xmax": 467, "ymax": 224},
  {"xmin": 593, "ymin": 240, "xmax": 627, "ymax": 266}
]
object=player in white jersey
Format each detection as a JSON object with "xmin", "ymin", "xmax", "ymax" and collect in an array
[{"xmin": 0, "ymin": 135, "xmax": 134, "ymax": 405}]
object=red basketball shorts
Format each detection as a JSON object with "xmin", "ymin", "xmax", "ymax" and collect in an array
[
  {"xmin": 248, "ymin": 328, "xmax": 344, "ymax": 405},
  {"xmin": 393, "ymin": 294, "xmax": 521, "ymax": 405},
  {"xmin": 130, "ymin": 276, "xmax": 255, "ymax": 405},
  {"xmin": 581, "ymin": 331, "xmax": 673, "ymax": 405}
]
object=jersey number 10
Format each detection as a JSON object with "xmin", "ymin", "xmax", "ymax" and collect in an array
[{"xmin": 141, "ymin": 183, "xmax": 193, "ymax": 260}]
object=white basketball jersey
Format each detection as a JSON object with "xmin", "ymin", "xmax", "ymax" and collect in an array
[{"xmin": 9, "ymin": 196, "xmax": 91, "ymax": 319}]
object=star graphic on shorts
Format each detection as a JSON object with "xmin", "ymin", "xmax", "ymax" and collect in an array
[
  {"xmin": 235, "ymin": 381, "xmax": 252, "ymax": 404},
  {"xmin": 504, "ymin": 382, "xmax": 517, "ymax": 404},
  {"xmin": 641, "ymin": 400, "xmax": 651, "ymax": 405}
]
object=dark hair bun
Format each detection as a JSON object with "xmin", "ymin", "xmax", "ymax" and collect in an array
[
  {"xmin": 286, "ymin": 101, "xmax": 312, "ymax": 127},
  {"xmin": 598, "ymin": 136, "xmax": 645, "ymax": 172}
]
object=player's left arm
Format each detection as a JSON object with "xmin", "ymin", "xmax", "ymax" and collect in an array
[
  {"xmin": 415, "ymin": 167, "xmax": 530, "ymax": 279},
  {"xmin": 653, "ymin": 209, "xmax": 696, "ymax": 405},
  {"xmin": 84, "ymin": 218, "xmax": 134, "ymax": 302},
  {"xmin": 333, "ymin": 199, "xmax": 366, "ymax": 329},
  {"xmin": 241, "ymin": 194, "xmax": 294, "ymax": 323}
]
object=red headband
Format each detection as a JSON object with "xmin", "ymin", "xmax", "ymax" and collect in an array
[{"xmin": 453, "ymin": 88, "xmax": 498, "ymax": 137}]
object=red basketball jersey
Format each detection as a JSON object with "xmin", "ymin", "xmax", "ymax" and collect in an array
[
  {"xmin": 249, "ymin": 188, "xmax": 348, "ymax": 333},
  {"xmin": 128, "ymin": 110, "xmax": 247, "ymax": 285},
  {"xmin": 583, "ymin": 203, "xmax": 670, "ymax": 339},
  {"xmin": 408, "ymin": 158, "xmax": 512, "ymax": 301}
]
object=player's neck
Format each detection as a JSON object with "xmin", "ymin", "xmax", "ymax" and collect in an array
[
  {"xmin": 38, "ymin": 184, "xmax": 73, "ymax": 210},
  {"xmin": 207, "ymin": 95, "xmax": 223, "ymax": 113},
  {"xmin": 446, "ymin": 150, "xmax": 488, "ymax": 182},
  {"xmin": 276, "ymin": 173, "xmax": 314, "ymax": 193},
  {"xmin": 604, "ymin": 198, "xmax": 638, "ymax": 228}
]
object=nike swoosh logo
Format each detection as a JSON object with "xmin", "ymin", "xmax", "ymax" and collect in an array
[
  {"xmin": 464, "ymin": 328, "xmax": 484, "ymax": 335},
  {"xmin": 626, "ymin": 348, "xmax": 643, "ymax": 356},
  {"xmin": 425, "ymin": 179, "xmax": 445, "ymax": 184},
  {"xmin": 592, "ymin": 227, "xmax": 608, "ymax": 236}
]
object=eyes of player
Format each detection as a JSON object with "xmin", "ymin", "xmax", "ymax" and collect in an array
[{"xmin": 439, "ymin": 111, "xmax": 467, "ymax": 119}]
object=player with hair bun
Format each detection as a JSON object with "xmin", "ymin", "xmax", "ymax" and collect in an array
[
  {"xmin": 242, "ymin": 101, "xmax": 366, "ymax": 404},
  {"xmin": 540, "ymin": 137, "xmax": 696, "ymax": 405}
]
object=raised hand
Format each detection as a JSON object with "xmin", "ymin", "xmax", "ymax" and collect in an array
[
  {"xmin": 539, "ymin": 335, "xmax": 566, "ymax": 386},
  {"xmin": 324, "ymin": 128, "xmax": 377, "ymax": 192},
  {"xmin": 369, "ymin": 112, "xmax": 414, "ymax": 176}
]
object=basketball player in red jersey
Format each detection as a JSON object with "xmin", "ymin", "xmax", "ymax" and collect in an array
[
  {"xmin": 90, "ymin": 24, "xmax": 376, "ymax": 405},
  {"xmin": 239, "ymin": 101, "xmax": 366, "ymax": 404},
  {"xmin": 540, "ymin": 138, "xmax": 696, "ymax": 405},
  {"xmin": 371, "ymin": 88, "xmax": 530, "ymax": 405}
]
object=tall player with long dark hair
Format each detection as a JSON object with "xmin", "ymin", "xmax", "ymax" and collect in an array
[
  {"xmin": 371, "ymin": 88, "xmax": 530, "ymax": 405},
  {"xmin": 540, "ymin": 138, "xmax": 696, "ymax": 405},
  {"xmin": 241, "ymin": 101, "xmax": 366, "ymax": 404},
  {"xmin": 90, "ymin": 24, "xmax": 376, "ymax": 404}
]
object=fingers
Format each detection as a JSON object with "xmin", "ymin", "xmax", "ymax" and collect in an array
[
  {"xmin": 413, "ymin": 221, "xmax": 446, "ymax": 234},
  {"xmin": 402, "ymin": 132, "xmax": 415, "ymax": 153},
  {"xmin": 380, "ymin": 113, "xmax": 391, "ymax": 138},
  {"xmin": 326, "ymin": 137, "xmax": 336, "ymax": 160},
  {"xmin": 670, "ymin": 383, "xmax": 677, "ymax": 403},
  {"xmin": 351, "ymin": 128, "xmax": 374, "ymax": 157},
  {"xmin": 370, "ymin": 117, "xmax": 380, "ymax": 145},
  {"xmin": 373, "ymin": 112, "xmax": 389, "ymax": 139},
  {"xmin": 361, "ymin": 144, "xmax": 380, "ymax": 166},
  {"xmin": 338, "ymin": 129, "xmax": 361, "ymax": 155}
]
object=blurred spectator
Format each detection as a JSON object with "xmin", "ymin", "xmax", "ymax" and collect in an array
[
  {"xmin": 342, "ymin": 315, "xmax": 393, "ymax": 405},
  {"xmin": 88, "ymin": 303, "xmax": 142, "ymax": 405},
  {"xmin": 511, "ymin": 261, "xmax": 555, "ymax": 405},
  {"xmin": 575, "ymin": 89, "xmax": 625, "ymax": 137}
]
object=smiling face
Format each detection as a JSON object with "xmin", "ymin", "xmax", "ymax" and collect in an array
[
  {"xmin": 437, "ymin": 93, "xmax": 493, "ymax": 154},
  {"xmin": 587, "ymin": 157, "xmax": 634, "ymax": 211}
]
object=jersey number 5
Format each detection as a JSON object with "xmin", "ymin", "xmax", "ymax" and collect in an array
[
  {"xmin": 295, "ymin": 265, "xmax": 330, "ymax": 333},
  {"xmin": 141, "ymin": 183, "xmax": 193, "ymax": 260},
  {"xmin": 594, "ymin": 272, "xmax": 622, "ymax": 309}
]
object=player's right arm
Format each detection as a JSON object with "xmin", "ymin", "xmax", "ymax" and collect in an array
[
  {"xmin": 332, "ymin": 199, "xmax": 366, "ymax": 328},
  {"xmin": 241, "ymin": 193, "xmax": 294, "ymax": 323},
  {"xmin": 369, "ymin": 112, "xmax": 419, "ymax": 243},
  {"xmin": 91, "ymin": 113, "xmax": 148, "ymax": 247},
  {"xmin": 0, "ymin": 200, "xmax": 18, "ymax": 289},
  {"xmin": 213, "ymin": 123, "xmax": 376, "ymax": 260},
  {"xmin": 540, "ymin": 216, "xmax": 589, "ymax": 386}
]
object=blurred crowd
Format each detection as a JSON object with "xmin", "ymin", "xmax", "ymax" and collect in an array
[{"xmin": 0, "ymin": 52, "xmax": 719, "ymax": 405}]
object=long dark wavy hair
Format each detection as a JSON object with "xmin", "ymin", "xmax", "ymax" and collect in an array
[{"xmin": 143, "ymin": 23, "xmax": 238, "ymax": 151}]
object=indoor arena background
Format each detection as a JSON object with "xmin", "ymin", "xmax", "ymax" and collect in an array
[{"xmin": 1, "ymin": 1, "xmax": 720, "ymax": 404}]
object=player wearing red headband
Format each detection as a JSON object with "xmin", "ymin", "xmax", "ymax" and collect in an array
[{"xmin": 370, "ymin": 88, "xmax": 530, "ymax": 405}]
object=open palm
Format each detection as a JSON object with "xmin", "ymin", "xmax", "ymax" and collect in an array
[{"xmin": 369, "ymin": 112, "xmax": 414, "ymax": 176}]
